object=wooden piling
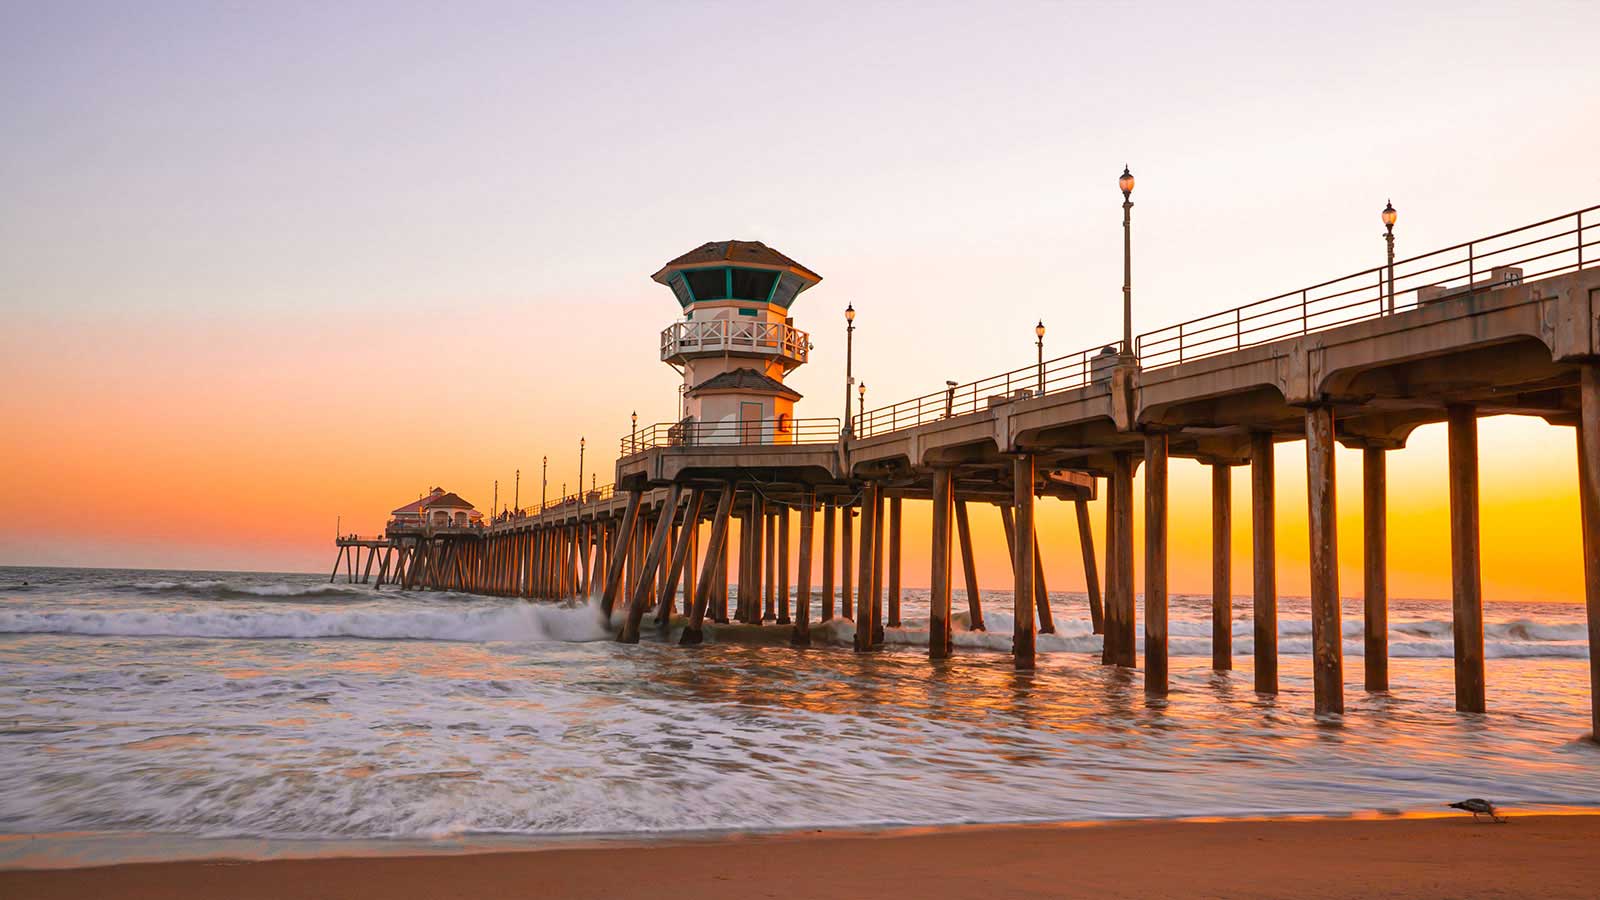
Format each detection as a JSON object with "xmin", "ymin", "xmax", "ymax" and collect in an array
[
  {"xmin": 1211, "ymin": 463, "xmax": 1232, "ymax": 671},
  {"xmin": 599, "ymin": 491, "xmax": 642, "ymax": 618},
  {"xmin": 929, "ymin": 468, "xmax": 954, "ymax": 659},
  {"xmin": 887, "ymin": 494, "xmax": 903, "ymax": 628},
  {"xmin": 821, "ymin": 500, "xmax": 837, "ymax": 621},
  {"xmin": 1145, "ymin": 431, "xmax": 1169, "ymax": 696},
  {"xmin": 1013, "ymin": 455, "xmax": 1037, "ymax": 670},
  {"xmin": 1306, "ymin": 406, "xmax": 1343, "ymax": 715},
  {"xmin": 1363, "ymin": 448, "xmax": 1388, "ymax": 691},
  {"xmin": 854, "ymin": 484, "xmax": 877, "ymax": 652},
  {"xmin": 955, "ymin": 498, "xmax": 985, "ymax": 631},
  {"xmin": 1447, "ymin": 404, "xmax": 1486, "ymax": 713},
  {"xmin": 778, "ymin": 507, "xmax": 792, "ymax": 625},
  {"xmin": 1074, "ymin": 495, "xmax": 1103, "ymax": 635},
  {"xmin": 1575, "ymin": 365, "xmax": 1600, "ymax": 743},
  {"xmin": 621, "ymin": 484, "xmax": 683, "ymax": 643},
  {"xmin": 791, "ymin": 491, "xmax": 815, "ymax": 647},
  {"xmin": 1251, "ymin": 431, "xmax": 1278, "ymax": 694},
  {"xmin": 682, "ymin": 486, "xmax": 734, "ymax": 645}
]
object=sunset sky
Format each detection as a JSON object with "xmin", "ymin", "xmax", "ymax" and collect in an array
[{"xmin": 4, "ymin": 1, "xmax": 1598, "ymax": 602}]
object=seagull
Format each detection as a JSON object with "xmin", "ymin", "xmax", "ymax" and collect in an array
[{"xmin": 1448, "ymin": 798, "xmax": 1508, "ymax": 823}]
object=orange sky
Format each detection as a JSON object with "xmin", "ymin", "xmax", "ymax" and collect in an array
[{"xmin": 2, "ymin": 3, "xmax": 1596, "ymax": 602}]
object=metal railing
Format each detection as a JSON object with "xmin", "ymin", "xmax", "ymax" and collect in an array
[
  {"xmin": 856, "ymin": 345, "xmax": 1116, "ymax": 438},
  {"xmin": 856, "ymin": 204, "xmax": 1596, "ymax": 440},
  {"xmin": 1135, "ymin": 205, "xmax": 1597, "ymax": 368},
  {"xmin": 661, "ymin": 319, "xmax": 810, "ymax": 364},
  {"xmin": 511, "ymin": 484, "xmax": 618, "ymax": 520},
  {"xmin": 621, "ymin": 417, "xmax": 842, "ymax": 456}
]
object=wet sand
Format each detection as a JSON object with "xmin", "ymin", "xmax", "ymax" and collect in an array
[{"xmin": 5, "ymin": 815, "xmax": 1599, "ymax": 899}]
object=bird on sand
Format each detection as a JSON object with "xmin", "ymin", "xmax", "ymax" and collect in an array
[{"xmin": 1448, "ymin": 798, "xmax": 1508, "ymax": 823}]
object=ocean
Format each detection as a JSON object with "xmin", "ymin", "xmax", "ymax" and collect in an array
[{"xmin": 2, "ymin": 565, "xmax": 1596, "ymax": 867}]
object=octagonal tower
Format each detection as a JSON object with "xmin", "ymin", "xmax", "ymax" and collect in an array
[{"xmin": 652, "ymin": 241, "xmax": 821, "ymax": 443}]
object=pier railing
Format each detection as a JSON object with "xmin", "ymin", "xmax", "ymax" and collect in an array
[
  {"xmin": 512, "ymin": 484, "xmax": 618, "ymax": 520},
  {"xmin": 621, "ymin": 417, "xmax": 842, "ymax": 456},
  {"xmin": 859, "ymin": 204, "xmax": 1597, "ymax": 438},
  {"xmin": 856, "ymin": 346, "xmax": 1112, "ymax": 438},
  {"xmin": 1136, "ymin": 204, "xmax": 1598, "ymax": 368},
  {"xmin": 661, "ymin": 319, "xmax": 810, "ymax": 365}
]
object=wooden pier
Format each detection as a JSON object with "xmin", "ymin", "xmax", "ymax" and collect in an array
[{"xmin": 345, "ymin": 205, "xmax": 1600, "ymax": 740}]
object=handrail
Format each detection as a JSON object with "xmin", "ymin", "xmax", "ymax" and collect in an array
[
  {"xmin": 621, "ymin": 417, "xmax": 842, "ymax": 456},
  {"xmin": 509, "ymin": 483, "xmax": 619, "ymax": 520},
  {"xmin": 1135, "ymin": 204, "xmax": 1598, "ymax": 368},
  {"xmin": 661, "ymin": 319, "xmax": 810, "ymax": 364},
  {"xmin": 857, "ymin": 204, "xmax": 1597, "ymax": 439}
]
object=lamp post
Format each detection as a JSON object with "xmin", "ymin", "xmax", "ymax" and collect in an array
[
  {"xmin": 578, "ymin": 437, "xmax": 586, "ymax": 502},
  {"xmin": 513, "ymin": 468, "xmax": 519, "ymax": 512},
  {"xmin": 1035, "ymin": 320, "xmax": 1046, "ymax": 393},
  {"xmin": 945, "ymin": 379, "xmax": 958, "ymax": 418},
  {"xmin": 857, "ymin": 381, "xmax": 866, "ymax": 435},
  {"xmin": 1382, "ymin": 199, "xmax": 1398, "ymax": 314},
  {"xmin": 493, "ymin": 479, "xmax": 498, "ymax": 520},
  {"xmin": 843, "ymin": 304, "xmax": 856, "ymax": 437},
  {"xmin": 1119, "ymin": 165, "xmax": 1136, "ymax": 358},
  {"xmin": 541, "ymin": 455, "xmax": 548, "ymax": 511}
]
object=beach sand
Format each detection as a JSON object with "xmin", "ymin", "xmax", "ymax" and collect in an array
[{"xmin": 4, "ymin": 814, "xmax": 1599, "ymax": 899}]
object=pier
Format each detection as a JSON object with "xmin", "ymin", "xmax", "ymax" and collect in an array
[{"xmin": 354, "ymin": 203, "xmax": 1600, "ymax": 739}]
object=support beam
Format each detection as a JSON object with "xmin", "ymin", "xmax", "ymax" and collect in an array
[
  {"xmin": 1576, "ymin": 365, "xmax": 1600, "ymax": 744},
  {"xmin": 682, "ymin": 485, "xmax": 734, "ymax": 645},
  {"xmin": 1306, "ymin": 406, "xmax": 1344, "ymax": 716},
  {"xmin": 1211, "ymin": 464, "xmax": 1233, "ymax": 671},
  {"xmin": 621, "ymin": 484, "xmax": 683, "ymax": 643},
  {"xmin": 955, "ymin": 498, "xmax": 984, "ymax": 631},
  {"xmin": 1447, "ymin": 404, "xmax": 1486, "ymax": 714},
  {"xmin": 821, "ymin": 500, "xmax": 836, "ymax": 621},
  {"xmin": 887, "ymin": 494, "xmax": 903, "ymax": 629},
  {"xmin": 599, "ymin": 491, "xmax": 642, "ymax": 618},
  {"xmin": 1251, "ymin": 431, "xmax": 1278, "ymax": 694},
  {"xmin": 1363, "ymin": 448, "xmax": 1388, "ymax": 691},
  {"xmin": 1145, "ymin": 431, "xmax": 1169, "ymax": 697},
  {"xmin": 657, "ymin": 490, "xmax": 704, "ymax": 627},
  {"xmin": 778, "ymin": 507, "xmax": 792, "ymax": 625},
  {"xmin": 929, "ymin": 468, "xmax": 954, "ymax": 659},
  {"xmin": 1101, "ymin": 486, "xmax": 1120, "ymax": 665},
  {"xmin": 791, "ymin": 491, "xmax": 815, "ymax": 647},
  {"xmin": 841, "ymin": 500, "xmax": 854, "ymax": 620},
  {"xmin": 1032, "ymin": 534, "xmax": 1054, "ymax": 634},
  {"xmin": 750, "ymin": 497, "xmax": 765, "ymax": 626},
  {"xmin": 1013, "ymin": 455, "xmax": 1037, "ymax": 670},
  {"xmin": 1074, "ymin": 495, "xmax": 1103, "ymax": 635},
  {"xmin": 1108, "ymin": 451, "xmax": 1137, "ymax": 668},
  {"xmin": 764, "ymin": 509, "xmax": 777, "ymax": 622},
  {"xmin": 871, "ymin": 487, "xmax": 886, "ymax": 646},
  {"xmin": 854, "ymin": 484, "xmax": 878, "ymax": 652}
]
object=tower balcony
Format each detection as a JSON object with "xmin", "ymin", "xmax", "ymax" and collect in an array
[{"xmin": 661, "ymin": 319, "xmax": 810, "ymax": 368}]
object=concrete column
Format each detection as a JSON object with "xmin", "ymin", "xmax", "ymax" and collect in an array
[
  {"xmin": 929, "ymin": 468, "xmax": 954, "ymax": 659},
  {"xmin": 1113, "ymin": 450, "xmax": 1137, "ymax": 668},
  {"xmin": 1013, "ymin": 454, "xmax": 1037, "ymax": 670},
  {"xmin": 1363, "ymin": 447, "xmax": 1389, "ymax": 691},
  {"xmin": 1211, "ymin": 463, "xmax": 1233, "ymax": 671},
  {"xmin": 1306, "ymin": 407, "xmax": 1344, "ymax": 715},
  {"xmin": 871, "ymin": 487, "xmax": 886, "ymax": 646},
  {"xmin": 1251, "ymin": 431, "xmax": 1278, "ymax": 694},
  {"xmin": 764, "ymin": 510, "xmax": 777, "ymax": 622},
  {"xmin": 1145, "ymin": 432, "xmax": 1169, "ymax": 696},
  {"xmin": 887, "ymin": 495, "xmax": 903, "ymax": 628},
  {"xmin": 684, "ymin": 515, "xmax": 698, "ymax": 614},
  {"xmin": 778, "ymin": 507, "xmax": 792, "ymax": 625},
  {"xmin": 657, "ymin": 490, "xmax": 704, "ymax": 627},
  {"xmin": 821, "ymin": 500, "xmax": 837, "ymax": 621},
  {"xmin": 715, "ymin": 515, "xmax": 730, "ymax": 624},
  {"xmin": 1447, "ymin": 404, "xmax": 1486, "ymax": 713},
  {"xmin": 736, "ymin": 512, "xmax": 752, "ymax": 623},
  {"xmin": 1576, "ymin": 365, "xmax": 1600, "ymax": 743},
  {"xmin": 791, "ymin": 491, "xmax": 815, "ymax": 647},
  {"xmin": 749, "ymin": 497, "xmax": 765, "ymax": 627},
  {"xmin": 681, "ymin": 485, "xmax": 734, "ymax": 645},
  {"xmin": 1075, "ymin": 495, "xmax": 1104, "ymax": 635},
  {"xmin": 854, "ymin": 485, "xmax": 877, "ymax": 652},
  {"xmin": 1101, "ymin": 477, "xmax": 1121, "ymax": 666},
  {"xmin": 955, "ymin": 498, "xmax": 985, "ymax": 631},
  {"xmin": 1032, "ymin": 534, "xmax": 1055, "ymax": 634}
]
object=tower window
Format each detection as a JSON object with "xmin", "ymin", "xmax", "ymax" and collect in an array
[
  {"xmin": 729, "ymin": 267, "xmax": 778, "ymax": 301},
  {"xmin": 685, "ymin": 268, "xmax": 727, "ymax": 301}
]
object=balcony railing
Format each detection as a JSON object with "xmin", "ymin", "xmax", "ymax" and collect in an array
[
  {"xmin": 1135, "ymin": 205, "xmax": 1597, "ymax": 369},
  {"xmin": 661, "ymin": 319, "xmax": 810, "ymax": 364},
  {"xmin": 622, "ymin": 417, "xmax": 841, "ymax": 456}
]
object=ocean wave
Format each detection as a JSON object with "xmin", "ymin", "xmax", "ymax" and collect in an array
[
  {"xmin": 0, "ymin": 603, "xmax": 611, "ymax": 643},
  {"xmin": 123, "ymin": 579, "xmax": 368, "ymax": 601}
]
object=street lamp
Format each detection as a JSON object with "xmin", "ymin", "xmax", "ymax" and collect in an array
[
  {"xmin": 857, "ymin": 381, "xmax": 866, "ymax": 435},
  {"xmin": 631, "ymin": 411, "xmax": 638, "ymax": 451},
  {"xmin": 843, "ymin": 303, "xmax": 856, "ymax": 437},
  {"xmin": 513, "ymin": 468, "xmax": 520, "ymax": 511},
  {"xmin": 1119, "ymin": 165, "xmax": 1136, "ymax": 358},
  {"xmin": 1382, "ymin": 199, "xmax": 1398, "ymax": 314},
  {"xmin": 541, "ymin": 455, "xmax": 548, "ymax": 511},
  {"xmin": 578, "ymin": 436, "xmax": 586, "ymax": 502},
  {"xmin": 1035, "ymin": 320, "xmax": 1046, "ymax": 393},
  {"xmin": 945, "ymin": 379, "xmax": 958, "ymax": 418}
]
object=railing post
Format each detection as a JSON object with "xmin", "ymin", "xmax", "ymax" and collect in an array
[
  {"xmin": 1468, "ymin": 242, "xmax": 1475, "ymax": 283},
  {"xmin": 1236, "ymin": 308, "xmax": 1242, "ymax": 349},
  {"xmin": 1579, "ymin": 211, "xmax": 1585, "ymax": 269},
  {"xmin": 1177, "ymin": 322, "xmax": 1184, "ymax": 363},
  {"xmin": 1301, "ymin": 289, "xmax": 1308, "ymax": 334}
]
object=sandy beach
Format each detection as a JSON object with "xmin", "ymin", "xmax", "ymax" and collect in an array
[{"xmin": 6, "ymin": 815, "xmax": 1599, "ymax": 900}]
